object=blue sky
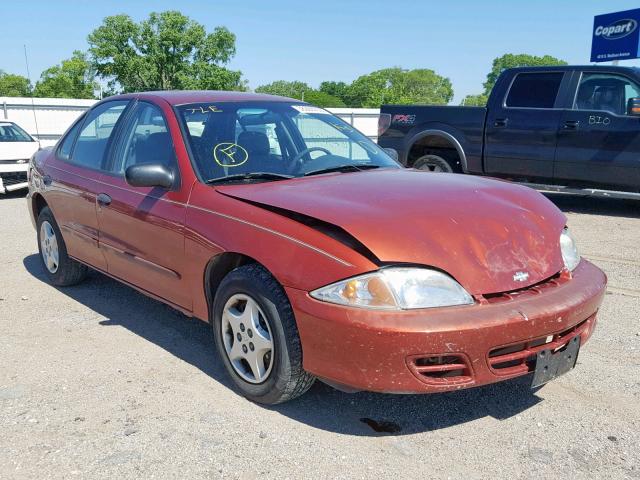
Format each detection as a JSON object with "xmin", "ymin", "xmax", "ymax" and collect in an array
[{"xmin": 3, "ymin": 0, "xmax": 640, "ymax": 103}]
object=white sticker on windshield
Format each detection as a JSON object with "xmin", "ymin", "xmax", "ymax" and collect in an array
[{"xmin": 292, "ymin": 105, "xmax": 330, "ymax": 115}]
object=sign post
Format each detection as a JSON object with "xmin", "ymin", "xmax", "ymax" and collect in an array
[{"xmin": 591, "ymin": 9, "xmax": 640, "ymax": 63}]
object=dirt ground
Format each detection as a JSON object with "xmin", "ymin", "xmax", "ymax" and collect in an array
[{"xmin": 1, "ymin": 191, "xmax": 638, "ymax": 479}]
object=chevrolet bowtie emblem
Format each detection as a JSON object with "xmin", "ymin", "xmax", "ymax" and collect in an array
[{"xmin": 513, "ymin": 271, "xmax": 530, "ymax": 282}]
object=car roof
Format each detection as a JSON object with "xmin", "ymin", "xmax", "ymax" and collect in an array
[{"xmin": 109, "ymin": 90, "xmax": 301, "ymax": 106}]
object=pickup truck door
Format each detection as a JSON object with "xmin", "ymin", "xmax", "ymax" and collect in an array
[
  {"xmin": 484, "ymin": 72, "xmax": 566, "ymax": 179},
  {"xmin": 554, "ymin": 71, "xmax": 640, "ymax": 190}
]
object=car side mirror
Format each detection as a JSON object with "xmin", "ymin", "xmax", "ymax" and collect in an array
[
  {"xmin": 627, "ymin": 97, "xmax": 640, "ymax": 116},
  {"xmin": 125, "ymin": 164, "xmax": 175, "ymax": 189}
]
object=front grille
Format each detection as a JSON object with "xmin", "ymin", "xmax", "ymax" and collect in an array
[
  {"xmin": 406, "ymin": 354, "xmax": 473, "ymax": 386},
  {"xmin": 0, "ymin": 171, "xmax": 28, "ymax": 186},
  {"xmin": 478, "ymin": 270, "xmax": 570, "ymax": 305},
  {"xmin": 487, "ymin": 315, "xmax": 594, "ymax": 376}
]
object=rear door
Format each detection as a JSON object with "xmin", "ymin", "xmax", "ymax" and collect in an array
[
  {"xmin": 95, "ymin": 100, "xmax": 191, "ymax": 309},
  {"xmin": 44, "ymin": 101, "xmax": 130, "ymax": 271},
  {"xmin": 554, "ymin": 71, "xmax": 640, "ymax": 190},
  {"xmin": 485, "ymin": 71, "xmax": 567, "ymax": 179}
]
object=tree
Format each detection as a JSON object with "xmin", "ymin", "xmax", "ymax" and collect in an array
[
  {"xmin": 302, "ymin": 90, "xmax": 345, "ymax": 107},
  {"xmin": 483, "ymin": 53, "xmax": 567, "ymax": 94},
  {"xmin": 0, "ymin": 71, "xmax": 31, "ymax": 97},
  {"xmin": 255, "ymin": 80, "xmax": 310, "ymax": 100},
  {"xmin": 87, "ymin": 11, "xmax": 244, "ymax": 93},
  {"xmin": 319, "ymin": 81, "xmax": 354, "ymax": 106},
  {"xmin": 34, "ymin": 51, "xmax": 97, "ymax": 99},
  {"xmin": 461, "ymin": 93, "xmax": 488, "ymax": 107},
  {"xmin": 348, "ymin": 68, "xmax": 453, "ymax": 107}
]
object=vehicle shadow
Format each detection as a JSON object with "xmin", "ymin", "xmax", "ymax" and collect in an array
[
  {"xmin": 543, "ymin": 192, "xmax": 640, "ymax": 219},
  {"xmin": 23, "ymin": 253, "xmax": 543, "ymax": 436}
]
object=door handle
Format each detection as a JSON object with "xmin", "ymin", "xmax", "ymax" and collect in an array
[
  {"xmin": 97, "ymin": 193, "xmax": 112, "ymax": 207},
  {"xmin": 494, "ymin": 118, "xmax": 508, "ymax": 127},
  {"xmin": 563, "ymin": 120, "xmax": 580, "ymax": 130}
]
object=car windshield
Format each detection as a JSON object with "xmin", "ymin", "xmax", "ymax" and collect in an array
[
  {"xmin": 176, "ymin": 101, "xmax": 399, "ymax": 182},
  {"xmin": 0, "ymin": 122, "xmax": 34, "ymax": 142}
]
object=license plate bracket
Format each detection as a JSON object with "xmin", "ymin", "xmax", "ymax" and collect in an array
[{"xmin": 531, "ymin": 335, "xmax": 580, "ymax": 388}]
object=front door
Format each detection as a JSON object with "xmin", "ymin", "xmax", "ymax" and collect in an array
[
  {"xmin": 484, "ymin": 71, "xmax": 566, "ymax": 180},
  {"xmin": 554, "ymin": 71, "xmax": 640, "ymax": 190},
  {"xmin": 96, "ymin": 101, "xmax": 191, "ymax": 309}
]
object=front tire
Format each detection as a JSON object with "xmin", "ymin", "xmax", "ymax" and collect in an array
[
  {"xmin": 36, "ymin": 207, "xmax": 87, "ymax": 286},
  {"xmin": 212, "ymin": 264, "xmax": 315, "ymax": 404}
]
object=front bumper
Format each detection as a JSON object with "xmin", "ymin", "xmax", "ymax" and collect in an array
[
  {"xmin": 287, "ymin": 260, "xmax": 606, "ymax": 393},
  {"xmin": 0, "ymin": 163, "xmax": 29, "ymax": 193}
]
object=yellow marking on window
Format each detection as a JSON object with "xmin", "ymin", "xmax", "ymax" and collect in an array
[{"xmin": 213, "ymin": 143, "xmax": 249, "ymax": 167}]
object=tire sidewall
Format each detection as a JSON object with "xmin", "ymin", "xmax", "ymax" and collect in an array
[
  {"xmin": 212, "ymin": 268, "xmax": 295, "ymax": 404},
  {"xmin": 414, "ymin": 154, "xmax": 458, "ymax": 173}
]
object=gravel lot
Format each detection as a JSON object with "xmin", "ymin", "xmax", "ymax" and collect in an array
[{"xmin": 1, "ymin": 191, "xmax": 639, "ymax": 479}]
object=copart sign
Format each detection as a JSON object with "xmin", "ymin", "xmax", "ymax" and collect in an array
[{"xmin": 591, "ymin": 9, "xmax": 640, "ymax": 62}]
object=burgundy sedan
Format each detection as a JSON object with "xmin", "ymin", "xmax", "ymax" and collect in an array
[{"xmin": 27, "ymin": 91, "xmax": 606, "ymax": 404}]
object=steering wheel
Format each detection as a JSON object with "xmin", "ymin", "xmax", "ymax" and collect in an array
[{"xmin": 291, "ymin": 147, "xmax": 331, "ymax": 165}]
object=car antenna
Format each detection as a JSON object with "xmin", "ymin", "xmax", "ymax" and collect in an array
[{"xmin": 23, "ymin": 44, "xmax": 41, "ymax": 149}]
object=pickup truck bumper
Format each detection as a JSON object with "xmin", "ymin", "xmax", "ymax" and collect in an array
[{"xmin": 286, "ymin": 260, "xmax": 606, "ymax": 393}]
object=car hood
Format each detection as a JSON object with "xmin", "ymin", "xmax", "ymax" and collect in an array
[
  {"xmin": 216, "ymin": 169, "xmax": 567, "ymax": 295},
  {"xmin": 0, "ymin": 141, "xmax": 39, "ymax": 161}
]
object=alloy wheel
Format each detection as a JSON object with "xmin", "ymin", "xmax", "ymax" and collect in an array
[
  {"xmin": 40, "ymin": 221, "xmax": 59, "ymax": 273},
  {"xmin": 221, "ymin": 293, "xmax": 274, "ymax": 384}
]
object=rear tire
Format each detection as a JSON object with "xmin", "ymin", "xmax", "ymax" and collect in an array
[
  {"xmin": 413, "ymin": 154, "xmax": 460, "ymax": 173},
  {"xmin": 212, "ymin": 264, "xmax": 315, "ymax": 404},
  {"xmin": 36, "ymin": 207, "xmax": 87, "ymax": 286}
]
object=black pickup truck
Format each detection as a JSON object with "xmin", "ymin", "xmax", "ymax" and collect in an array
[{"xmin": 378, "ymin": 65, "xmax": 640, "ymax": 195}]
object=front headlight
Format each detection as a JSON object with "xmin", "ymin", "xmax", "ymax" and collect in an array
[
  {"xmin": 310, "ymin": 267, "xmax": 474, "ymax": 310},
  {"xmin": 560, "ymin": 227, "xmax": 580, "ymax": 271}
]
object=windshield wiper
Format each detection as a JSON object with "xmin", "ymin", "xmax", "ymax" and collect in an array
[
  {"xmin": 303, "ymin": 164, "xmax": 381, "ymax": 177},
  {"xmin": 205, "ymin": 172, "xmax": 293, "ymax": 184}
]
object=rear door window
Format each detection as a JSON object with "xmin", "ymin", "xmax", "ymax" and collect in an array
[
  {"xmin": 69, "ymin": 101, "xmax": 129, "ymax": 170},
  {"xmin": 57, "ymin": 118, "xmax": 84, "ymax": 161},
  {"xmin": 505, "ymin": 73, "xmax": 564, "ymax": 109}
]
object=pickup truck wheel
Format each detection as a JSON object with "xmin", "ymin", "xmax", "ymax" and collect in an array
[
  {"xmin": 413, "ymin": 154, "xmax": 459, "ymax": 173},
  {"xmin": 212, "ymin": 264, "xmax": 315, "ymax": 404},
  {"xmin": 37, "ymin": 207, "xmax": 88, "ymax": 286}
]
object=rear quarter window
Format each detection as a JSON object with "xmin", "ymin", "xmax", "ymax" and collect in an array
[{"xmin": 505, "ymin": 72, "xmax": 564, "ymax": 109}]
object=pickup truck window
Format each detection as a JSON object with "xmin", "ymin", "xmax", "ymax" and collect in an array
[
  {"xmin": 505, "ymin": 72, "xmax": 563, "ymax": 109},
  {"xmin": 573, "ymin": 73, "xmax": 640, "ymax": 116}
]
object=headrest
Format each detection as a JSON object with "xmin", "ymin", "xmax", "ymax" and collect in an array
[
  {"xmin": 135, "ymin": 131, "xmax": 174, "ymax": 166},
  {"xmin": 237, "ymin": 131, "xmax": 270, "ymax": 156}
]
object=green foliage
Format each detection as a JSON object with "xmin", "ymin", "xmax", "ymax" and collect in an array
[
  {"xmin": 87, "ymin": 11, "xmax": 244, "ymax": 93},
  {"xmin": 483, "ymin": 53, "xmax": 567, "ymax": 94},
  {"xmin": 0, "ymin": 71, "xmax": 31, "ymax": 97},
  {"xmin": 255, "ymin": 80, "xmax": 311, "ymax": 100},
  {"xmin": 349, "ymin": 68, "xmax": 453, "ymax": 107},
  {"xmin": 255, "ymin": 81, "xmax": 345, "ymax": 106},
  {"xmin": 461, "ymin": 94, "xmax": 488, "ymax": 106},
  {"xmin": 34, "ymin": 51, "xmax": 97, "ymax": 99},
  {"xmin": 319, "ymin": 81, "xmax": 354, "ymax": 106},
  {"xmin": 301, "ymin": 90, "xmax": 345, "ymax": 107}
]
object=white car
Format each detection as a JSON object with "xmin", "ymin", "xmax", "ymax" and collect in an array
[{"xmin": 0, "ymin": 121, "xmax": 39, "ymax": 193}]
